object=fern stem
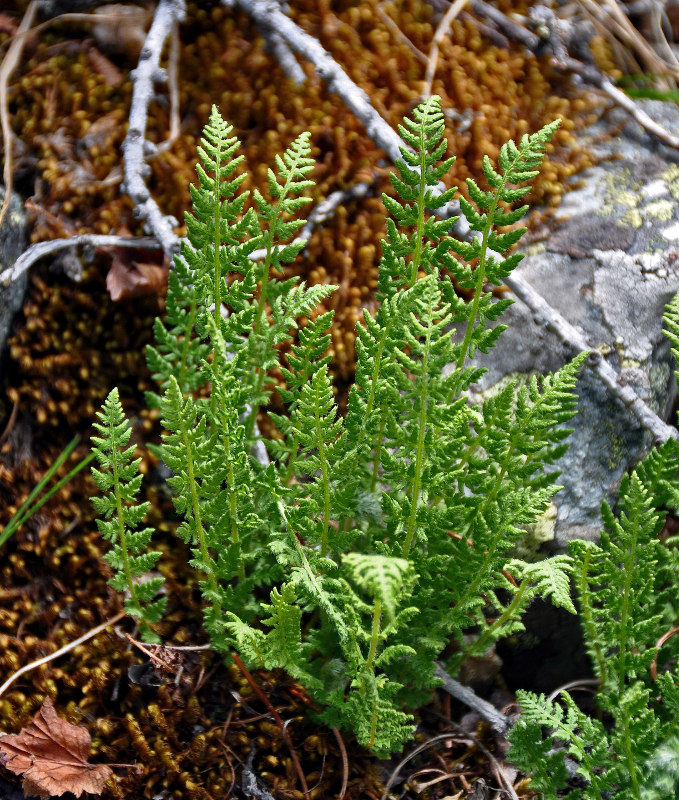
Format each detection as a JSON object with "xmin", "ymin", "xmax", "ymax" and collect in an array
[
  {"xmin": 452, "ymin": 382, "xmax": 559, "ymax": 615},
  {"xmin": 369, "ymin": 408, "xmax": 388, "ymax": 491},
  {"xmin": 180, "ymin": 421, "xmax": 218, "ymax": 597},
  {"xmin": 245, "ymin": 236, "xmax": 274, "ymax": 442},
  {"xmin": 574, "ymin": 549, "xmax": 608, "ymax": 688},
  {"xmin": 224, "ymin": 434, "xmax": 245, "ymax": 582},
  {"xmin": 617, "ymin": 521, "xmax": 639, "ymax": 697},
  {"xmin": 458, "ymin": 581, "xmax": 528, "ymax": 667},
  {"xmin": 402, "ymin": 325, "xmax": 431, "ymax": 558},
  {"xmin": 111, "ymin": 438, "xmax": 140, "ymax": 614},
  {"xmin": 455, "ymin": 142, "xmax": 531, "ymax": 370},
  {"xmin": 620, "ymin": 709, "xmax": 642, "ymax": 800},
  {"xmin": 178, "ymin": 294, "xmax": 198, "ymax": 393},
  {"xmin": 365, "ymin": 598, "xmax": 382, "ymax": 674},
  {"xmin": 316, "ymin": 410, "xmax": 331, "ymax": 558},
  {"xmin": 407, "ymin": 120, "xmax": 429, "ymax": 288}
]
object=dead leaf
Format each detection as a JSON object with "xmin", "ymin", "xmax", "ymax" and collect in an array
[
  {"xmin": 0, "ymin": 697, "xmax": 112, "ymax": 798},
  {"xmin": 106, "ymin": 256, "xmax": 168, "ymax": 301},
  {"xmin": 92, "ymin": 5, "xmax": 152, "ymax": 60}
]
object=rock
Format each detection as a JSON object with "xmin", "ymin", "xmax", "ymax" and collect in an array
[
  {"xmin": 0, "ymin": 188, "xmax": 28, "ymax": 384},
  {"xmin": 472, "ymin": 100, "xmax": 679, "ymax": 548}
]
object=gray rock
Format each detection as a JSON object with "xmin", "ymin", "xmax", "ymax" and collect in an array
[
  {"xmin": 471, "ymin": 100, "xmax": 679, "ymax": 548},
  {"xmin": 0, "ymin": 188, "xmax": 28, "ymax": 383}
]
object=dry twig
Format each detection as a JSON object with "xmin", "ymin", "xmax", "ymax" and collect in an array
[
  {"xmin": 2, "ymin": 234, "xmax": 162, "ymax": 287},
  {"xmin": 0, "ymin": 611, "xmax": 126, "ymax": 701},
  {"xmin": 231, "ymin": 652, "xmax": 311, "ymax": 800},
  {"xmin": 433, "ymin": 662, "xmax": 511, "ymax": 737},
  {"xmin": 0, "ymin": 1, "xmax": 38, "ymax": 229},
  {"xmin": 122, "ymin": 0, "xmax": 186, "ymax": 255},
  {"xmin": 505, "ymin": 271, "xmax": 679, "ymax": 444},
  {"xmin": 423, "ymin": 0, "xmax": 470, "ymax": 98}
]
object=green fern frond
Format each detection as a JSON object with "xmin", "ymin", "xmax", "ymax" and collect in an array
[{"xmin": 91, "ymin": 388, "xmax": 165, "ymax": 642}]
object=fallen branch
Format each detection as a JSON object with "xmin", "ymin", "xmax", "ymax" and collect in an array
[
  {"xmin": 505, "ymin": 271, "xmax": 679, "ymax": 444},
  {"xmin": 0, "ymin": 1, "xmax": 38, "ymax": 229},
  {"xmin": 433, "ymin": 662, "xmax": 511, "ymax": 737},
  {"xmin": 249, "ymin": 180, "xmax": 376, "ymax": 263},
  {"xmin": 2, "ymin": 234, "xmax": 161, "ymax": 287},
  {"xmin": 422, "ymin": 0, "xmax": 470, "ymax": 98},
  {"xmin": 122, "ymin": 0, "xmax": 186, "ymax": 256},
  {"xmin": 0, "ymin": 611, "xmax": 126, "ymax": 702}
]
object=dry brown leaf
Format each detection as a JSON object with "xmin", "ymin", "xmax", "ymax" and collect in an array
[
  {"xmin": 106, "ymin": 256, "xmax": 168, "ymax": 301},
  {"xmin": 0, "ymin": 697, "xmax": 112, "ymax": 798}
]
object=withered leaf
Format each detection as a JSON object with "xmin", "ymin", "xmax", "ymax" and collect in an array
[
  {"xmin": 0, "ymin": 697, "xmax": 112, "ymax": 798},
  {"xmin": 106, "ymin": 255, "xmax": 168, "ymax": 302}
]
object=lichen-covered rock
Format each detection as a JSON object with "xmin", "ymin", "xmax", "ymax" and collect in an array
[
  {"xmin": 0, "ymin": 189, "xmax": 28, "ymax": 382},
  {"xmin": 473, "ymin": 100, "xmax": 679, "ymax": 547}
]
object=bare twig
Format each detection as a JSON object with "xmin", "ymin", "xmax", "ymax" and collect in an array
[
  {"xmin": 263, "ymin": 30, "xmax": 305, "ymax": 85},
  {"xmin": 471, "ymin": 0, "xmax": 539, "ymax": 49},
  {"xmin": 547, "ymin": 677, "xmax": 600, "ymax": 701},
  {"xmin": 423, "ymin": 0, "xmax": 470, "ymax": 98},
  {"xmin": 122, "ymin": 0, "xmax": 186, "ymax": 256},
  {"xmin": 2, "ymin": 234, "xmax": 162, "ymax": 287},
  {"xmin": 433, "ymin": 662, "xmax": 511, "ymax": 737},
  {"xmin": 556, "ymin": 53, "xmax": 679, "ymax": 150},
  {"xmin": 230, "ymin": 0, "xmax": 463, "ymax": 225},
  {"xmin": 381, "ymin": 732, "xmax": 471, "ymax": 800},
  {"xmin": 232, "ymin": 0, "xmax": 404, "ymax": 166},
  {"xmin": 0, "ymin": 1, "xmax": 38, "ymax": 229},
  {"xmin": 505, "ymin": 271, "xmax": 679, "ymax": 444},
  {"xmin": 0, "ymin": 611, "xmax": 126, "ymax": 701},
  {"xmin": 376, "ymin": 3, "xmax": 429, "ymax": 65}
]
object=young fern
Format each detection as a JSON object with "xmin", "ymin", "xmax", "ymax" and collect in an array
[{"xmin": 91, "ymin": 388, "xmax": 165, "ymax": 643}]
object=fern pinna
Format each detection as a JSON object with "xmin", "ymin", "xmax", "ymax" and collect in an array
[
  {"xmin": 92, "ymin": 99, "xmax": 587, "ymax": 756},
  {"xmin": 508, "ymin": 295, "xmax": 679, "ymax": 798}
]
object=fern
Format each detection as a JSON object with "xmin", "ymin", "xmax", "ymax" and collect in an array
[
  {"xmin": 91, "ymin": 98, "xmax": 591, "ymax": 757},
  {"xmin": 91, "ymin": 388, "xmax": 165, "ymax": 643}
]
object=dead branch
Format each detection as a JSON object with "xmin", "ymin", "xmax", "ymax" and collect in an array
[
  {"xmin": 122, "ymin": 0, "xmax": 186, "ymax": 256},
  {"xmin": 2, "ymin": 234, "xmax": 161, "ymax": 287},
  {"xmin": 505, "ymin": 271, "xmax": 679, "ymax": 444},
  {"xmin": 0, "ymin": 2, "xmax": 38, "ymax": 229},
  {"xmin": 423, "ymin": 0, "xmax": 470, "ymax": 98},
  {"xmin": 433, "ymin": 662, "xmax": 511, "ymax": 737}
]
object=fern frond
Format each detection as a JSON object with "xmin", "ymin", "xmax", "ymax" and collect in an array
[{"xmin": 91, "ymin": 388, "xmax": 165, "ymax": 642}]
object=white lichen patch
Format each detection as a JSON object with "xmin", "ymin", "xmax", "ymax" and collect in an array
[
  {"xmin": 663, "ymin": 221, "xmax": 679, "ymax": 240},
  {"xmin": 641, "ymin": 179, "xmax": 670, "ymax": 199}
]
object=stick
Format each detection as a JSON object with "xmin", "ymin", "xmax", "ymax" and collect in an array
[
  {"xmin": 433, "ymin": 662, "xmax": 511, "ymax": 737},
  {"xmin": 2, "ymin": 234, "xmax": 162, "ymax": 287},
  {"xmin": 0, "ymin": 611, "xmax": 126, "ymax": 701},
  {"xmin": 0, "ymin": 2, "xmax": 38, "ymax": 229},
  {"xmin": 122, "ymin": 0, "xmax": 186, "ymax": 256},
  {"xmin": 423, "ymin": 0, "xmax": 470, "ymax": 99},
  {"xmin": 505, "ymin": 271, "xmax": 679, "ymax": 444}
]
